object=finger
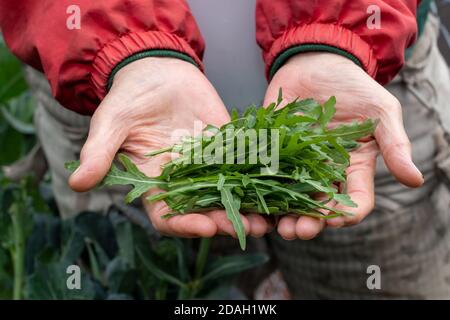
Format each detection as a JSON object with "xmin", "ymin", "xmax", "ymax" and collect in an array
[
  {"xmin": 375, "ymin": 102, "xmax": 423, "ymax": 188},
  {"xmin": 143, "ymin": 156, "xmax": 221, "ymax": 239},
  {"xmin": 145, "ymin": 196, "xmax": 217, "ymax": 238},
  {"xmin": 165, "ymin": 214, "xmax": 218, "ymax": 238},
  {"xmin": 69, "ymin": 107, "xmax": 127, "ymax": 192},
  {"xmin": 295, "ymin": 194, "xmax": 332, "ymax": 240},
  {"xmin": 277, "ymin": 215, "xmax": 298, "ymax": 240},
  {"xmin": 204, "ymin": 210, "xmax": 251, "ymax": 238},
  {"xmin": 327, "ymin": 142, "xmax": 377, "ymax": 228},
  {"xmin": 295, "ymin": 216, "xmax": 325, "ymax": 240},
  {"xmin": 246, "ymin": 213, "xmax": 271, "ymax": 238}
]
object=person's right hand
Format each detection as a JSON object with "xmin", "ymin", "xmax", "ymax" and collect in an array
[{"xmin": 68, "ymin": 57, "xmax": 272, "ymax": 239}]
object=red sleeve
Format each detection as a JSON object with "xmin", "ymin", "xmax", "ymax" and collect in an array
[
  {"xmin": 0, "ymin": 0, "xmax": 204, "ymax": 115},
  {"xmin": 256, "ymin": 0, "xmax": 419, "ymax": 84}
]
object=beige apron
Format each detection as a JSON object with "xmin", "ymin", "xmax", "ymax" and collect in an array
[{"xmin": 270, "ymin": 14, "xmax": 450, "ymax": 299}]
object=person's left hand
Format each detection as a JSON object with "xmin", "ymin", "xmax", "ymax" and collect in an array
[{"xmin": 264, "ymin": 52, "xmax": 423, "ymax": 240}]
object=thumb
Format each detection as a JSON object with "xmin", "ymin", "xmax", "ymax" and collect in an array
[
  {"xmin": 376, "ymin": 109, "xmax": 424, "ymax": 188},
  {"xmin": 69, "ymin": 110, "xmax": 127, "ymax": 192}
]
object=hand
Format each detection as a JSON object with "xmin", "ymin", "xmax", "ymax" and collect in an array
[
  {"xmin": 69, "ymin": 57, "xmax": 272, "ymax": 239},
  {"xmin": 264, "ymin": 52, "xmax": 424, "ymax": 240}
]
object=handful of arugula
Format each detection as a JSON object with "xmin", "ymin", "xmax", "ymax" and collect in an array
[{"xmin": 66, "ymin": 94, "xmax": 377, "ymax": 250}]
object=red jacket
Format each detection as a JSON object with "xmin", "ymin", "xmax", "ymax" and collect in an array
[{"xmin": 0, "ymin": 1, "xmax": 419, "ymax": 115}]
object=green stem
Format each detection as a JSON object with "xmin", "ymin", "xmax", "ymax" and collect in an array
[
  {"xmin": 10, "ymin": 205, "xmax": 25, "ymax": 300},
  {"xmin": 155, "ymin": 281, "xmax": 168, "ymax": 300},
  {"xmin": 166, "ymin": 173, "xmax": 304, "ymax": 190},
  {"xmin": 145, "ymin": 146, "xmax": 174, "ymax": 157},
  {"xmin": 194, "ymin": 238, "xmax": 211, "ymax": 280},
  {"xmin": 85, "ymin": 240, "xmax": 102, "ymax": 284},
  {"xmin": 188, "ymin": 238, "xmax": 212, "ymax": 298}
]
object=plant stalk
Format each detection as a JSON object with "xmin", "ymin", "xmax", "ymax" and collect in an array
[
  {"xmin": 194, "ymin": 238, "xmax": 211, "ymax": 280},
  {"xmin": 189, "ymin": 237, "xmax": 212, "ymax": 298},
  {"xmin": 10, "ymin": 204, "xmax": 25, "ymax": 300}
]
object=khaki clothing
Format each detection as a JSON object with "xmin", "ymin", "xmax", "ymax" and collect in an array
[
  {"xmin": 271, "ymin": 14, "xmax": 450, "ymax": 299},
  {"xmin": 27, "ymin": 14, "xmax": 450, "ymax": 299},
  {"xmin": 26, "ymin": 68, "xmax": 126, "ymax": 219}
]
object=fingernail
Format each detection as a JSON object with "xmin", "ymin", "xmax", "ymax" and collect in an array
[
  {"xmin": 71, "ymin": 166, "xmax": 81, "ymax": 179},
  {"xmin": 73, "ymin": 166, "xmax": 81, "ymax": 174}
]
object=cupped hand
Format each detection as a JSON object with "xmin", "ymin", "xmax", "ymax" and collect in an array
[
  {"xmin": 69, "ymin": 57, "xmax": 271, "ymax": 239},
  {"xmin": 264, "ymin": 52, "xmax": 424, "ymax": 240}
]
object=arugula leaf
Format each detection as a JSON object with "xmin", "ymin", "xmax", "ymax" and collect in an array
[
  {"xmin": 66, "ymin": 154, "xmax": 162, "ymax": 203},
  {"xmin": 333, "ymin": 193, "xmax": 358, "ymax": 208},
  {"xmin": 250, "ymin": 180, "xmax": 270, "ymax": 215},
  {"xmin": 328, "ymin": 119, "xmax": 378, "ymax": 141},
  {"xmin": 65, "ymin": 160, "xmax": 80, "ymax": 173},
  {"xmin": 276, "ymin": 88, "xmax": 283, "ymax": 106},
  {"xmin": 217, "ymin": 173, "xmax": 225, "ymax": 191},
  {"xmin": 319, "ymin": 96, "xmax": 336, "ymax": 128}
]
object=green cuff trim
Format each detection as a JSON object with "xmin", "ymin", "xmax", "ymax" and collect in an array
[
  {"xmin": 406, "ymin": 0, "xmax": 433, "ymax": 60},
  {"xmin": 417, "ymin": 0, "xmax": 432, "ymax": 37},
  {"xmin": 269, "ymin": 44, "xmax": 362, "ymax": 80},
  {"xmin": 107, "ymin": 50, "xmax": 199, "ymax": 91}
]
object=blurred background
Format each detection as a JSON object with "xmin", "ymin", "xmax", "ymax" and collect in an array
[{"xmin": 436, "ymin": 0, "xmax": 450, "ymax": 63}]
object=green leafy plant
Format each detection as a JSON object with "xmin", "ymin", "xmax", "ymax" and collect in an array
[
  {"xmin": 0, "ymin": 175, "xmax": 49, "ymax": 299},
  {"xmin": 67, "ymin": 94, "xmax": 377, "ymax": 250},
  {"xmin": 23, "ymin": 208, "xmax": 267, "ymax": 300},
  {"xmin": 0, "ymin": 36, "xmax": 38, "ymax": 299},
  {"xmin": 1, "ymin": 176, "xmax": 266, "ymax": 300}
]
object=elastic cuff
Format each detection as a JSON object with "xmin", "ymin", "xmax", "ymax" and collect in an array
[
  {"xmin": 107, "ymin": 50, "xmax": 199, "ymax": 90},
  {"xmin": 91, "ymin": 30, "xmax": 203, "ymax": 100},
  {"xmin": 269, "ymin": 44, "xmax": 362, "ymax": 80},
  {"xmin": 264, "ymin": 23, "xmax": 378, "ymax": 80}
]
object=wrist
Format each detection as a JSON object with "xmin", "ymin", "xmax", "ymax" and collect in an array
[
  {"xmin": 104, "ymin": 56, "xmax": 205, "ymax": 118},
  {"xmin": 276, "ymin": 52, "xmax": 361, "ymax": 80},
  {"xmin": 286, "ymin": 51, "xmax": 357, "ymax": 66},
  {"xmin": 271, "ymin": 46, "xmax": 362, "ymax": 80},
  {"xmin": 111, "ymin": 56, "xmax": 199, "ymax": 90},
  {"xmin": 108, "ymin": 51, "xmax": 201, "ymax": 90}
]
